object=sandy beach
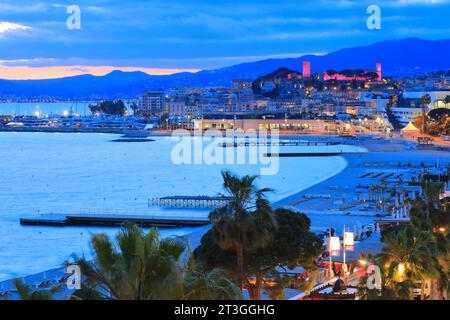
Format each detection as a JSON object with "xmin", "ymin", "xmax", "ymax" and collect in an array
[{"xmin": 1, "ymin": 135, "xmax": 448, "ymax": 299}]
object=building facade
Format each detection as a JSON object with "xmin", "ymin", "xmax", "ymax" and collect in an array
[{"xmin": 141, "ymin": 91, "xmax": 166, "ymax": 115}]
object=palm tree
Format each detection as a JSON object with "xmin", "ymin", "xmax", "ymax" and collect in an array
[
  {"xmin": 377, "ymin": 225, "xmax": 440, "ymax": 300},
  {"xmin": 443, "ymin": 95, "xmax": 450, "ymax": 108},
  {"xmin": 182, "ymin": 268, "xmax": 242, "ymax": 300},
  {"xmin": 13, "ymin": 279, "xmax": 60, "ymax": 300},
  {"xmin": 210, "ymin": 171, "xmax": 278, "ymax": 293},
  {"xmin": 420, "ymin": 94, "xmax": 431, "ymax": 133},
  {"xmin": 433, "ymin": 233, "xmax": 450, "ymax": 299},
  {"xmin": 357, "ymin": 253, "xmax": 413, "ymax": 300},
  {"xmin": 74, "ymin": 223, "xmax": 241, "ymax": 300}
]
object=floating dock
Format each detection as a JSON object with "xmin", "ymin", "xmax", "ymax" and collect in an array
[{"xmin": 20, "ymin": 213, "xmax": 209, "ymax": 228}]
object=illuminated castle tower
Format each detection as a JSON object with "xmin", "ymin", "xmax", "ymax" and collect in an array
[
  {"xmin": 376, "ymin": 62, "xmax": 382, "ymax": 81},
  {"xmin": 303, "ymin": 61, "xmax": 311, "ymax": 78}
]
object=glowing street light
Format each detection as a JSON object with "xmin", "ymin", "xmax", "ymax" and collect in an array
[
  {"xmin": 358, "ymin": 259, "xmax": 368, "ymax": 267},
  {"xmin": 342, "ymin": 226, "xmax": 354, "ymax": 274},
  {"xmin": 344, "ymin": 231, "xmax": 355, "ymax": 246},
  {"xmin": 398, "ymin": 263, "xmax": 406, "ymax": 281}
]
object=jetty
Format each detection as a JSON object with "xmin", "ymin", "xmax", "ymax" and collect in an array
[
  {"xmin": 149, "ymin": 195, "xmax": 233, "ymax": 209},
  {"xmin": 265, "ymin": 151, "xmax": 360, "ymax": 157},
  {"xmin": 20, "ymin": 212, "xmax": 209, "ymax": 228},
  {"xmin": 221, "ymin": 140, "xmax": 341, "ymax": 147}
]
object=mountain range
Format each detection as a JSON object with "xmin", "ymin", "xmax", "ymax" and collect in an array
[{"xmin": 1, "ymin": 37, "xmax": 449, "ymax": 99}]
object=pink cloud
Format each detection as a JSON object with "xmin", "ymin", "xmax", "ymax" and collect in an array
[{"xmin": 0, "ymin": 65, "xmax": 200, "ymax": 80}]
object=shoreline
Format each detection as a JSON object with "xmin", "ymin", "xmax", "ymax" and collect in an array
[
  {"xmin": 1, "ymin": 136, "xmax": 448, "ymax": 297},
  {"xmin": 0, "ymin": 140, "xmax": 356, "ymax": 291}
]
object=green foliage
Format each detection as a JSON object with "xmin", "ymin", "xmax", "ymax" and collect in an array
[
  {"xmin": 209, "ymin": 171, "xmax": 278, "ymax": 294},
  {"xmin": 428, "ymin": 108, "xmax": 450, "ymax": 121},
  {"xmin": 13, "ymin": 279, "xmax": 60, "ymax": 300},
  {"xmin": 421, "ymin": 94, "xmax": 431, "ymax": 105},
  {"xmin": 444, "ymin": 95, "xmax": 450, "ymax": 105},
  {"xmin": 195, "ymin": 208, "xmax": 323, "ymax": 299},
  {"xmin": 379, "ymin": 225, "xmax": 440, "ymax": 283},
  {"xmin": 360, "ymin": 223, "xmax": 448, "ymax": 300},
  {"xmin": 73, "ymin": 223, "xmax": 241, "ymax": 300},
  {"xmin": 183, "ymin": 269, "xmax": 243, "ymax": 300},
  {"xmin": 129, "ymin": 102, "xmax": 139, "ymax": 115},
  {"xmin": 357, "ymin": 274, "xmax": 413, "ymax": 300},
  {"xmin": 409, "ymin": 182, "xmax": 450, "ymax": 230},
  {"xmin": 89, "ymin": 100, "xmax": 127, "ymax": 115}
]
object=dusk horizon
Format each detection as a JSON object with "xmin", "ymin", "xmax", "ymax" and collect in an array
[
  {"xmin": 1, "ymin": 0, "xmax": 450, "ymax": 79},
  {"xmin": 0, "ymin": 36, "xmax": 447, "ymax": 81}
]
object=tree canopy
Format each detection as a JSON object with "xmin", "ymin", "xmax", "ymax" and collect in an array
[
  {"xmin": 89, "ymin": 100, "xmax": 127, "ymax": 115},
  {"xmin": 194, "ymin": 208, "xmax": 323, "ymax": 300},
  {"xmin": 428, "ymin": 108, "xmax": 450, "ymax": 121},
  {"xmin": 73, "ymin": 224, "xmax": 241, "ymax": 300}
]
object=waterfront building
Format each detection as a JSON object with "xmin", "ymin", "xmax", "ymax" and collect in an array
[
  {"xmin": 140, "ymin": 90, "xmax": 166, "ymax": 115},
  {"xmin": 193, "ymin": 118, "xmax": 352, "ymax": 134},
  {"xmin": 389, "ymin": 90, "xmax": 450, "ymax": 127},
  {"xmin": 345, "ymin": 99, "xmax": 378, "ymax": 117},
  {"xmin": 390, "ymin": 107, "xmax": 423, "ymax": 127},
  {"xmin": 402, "ymin": 90, "xmax": 450, "ymax": 109}
]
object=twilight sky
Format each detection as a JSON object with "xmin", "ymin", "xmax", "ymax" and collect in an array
[{"xmin": 0, "ymin": 0, "xmax": 449, "ymax": 79}]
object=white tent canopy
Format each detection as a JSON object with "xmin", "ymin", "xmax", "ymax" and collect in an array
[{"xmin": 401, "ymin": 122, "xmax": 420, "ymax": 135}]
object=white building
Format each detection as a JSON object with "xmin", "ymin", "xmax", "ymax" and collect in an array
[
  {"xmin": 402, "ymin": 90, "xmax": 450, "ymax": 110},
  {"xmin": 390, "ymin": 107, "xmax": 423, "ymax": 127},
  {"xmin": 361, "ymin": 93, "xmax": 390, "ymax": 114},
  {"xmin": 390, "ymin": 90, "xmax": 450, "ymax": 128}
]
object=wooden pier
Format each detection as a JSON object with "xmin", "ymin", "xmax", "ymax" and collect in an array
[
  {"xmin": 149, "ymin": 196, "xmax": 233, "ymax": 209},
  {"xmin": 221, "ymin": 140, "xmax": 341, "ymax": 147},
  {"xmin": 20, "ymin": 213, "xmax": 209, "ymax": 228}
]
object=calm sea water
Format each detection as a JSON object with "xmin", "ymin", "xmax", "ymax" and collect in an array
[
  {"xmin": 0, "ymin": 102, "xmax": 95, "ymax": 116},
  {"xmin": 0, "ymin": 133, "xmax": 361, "ymax": 280}
]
